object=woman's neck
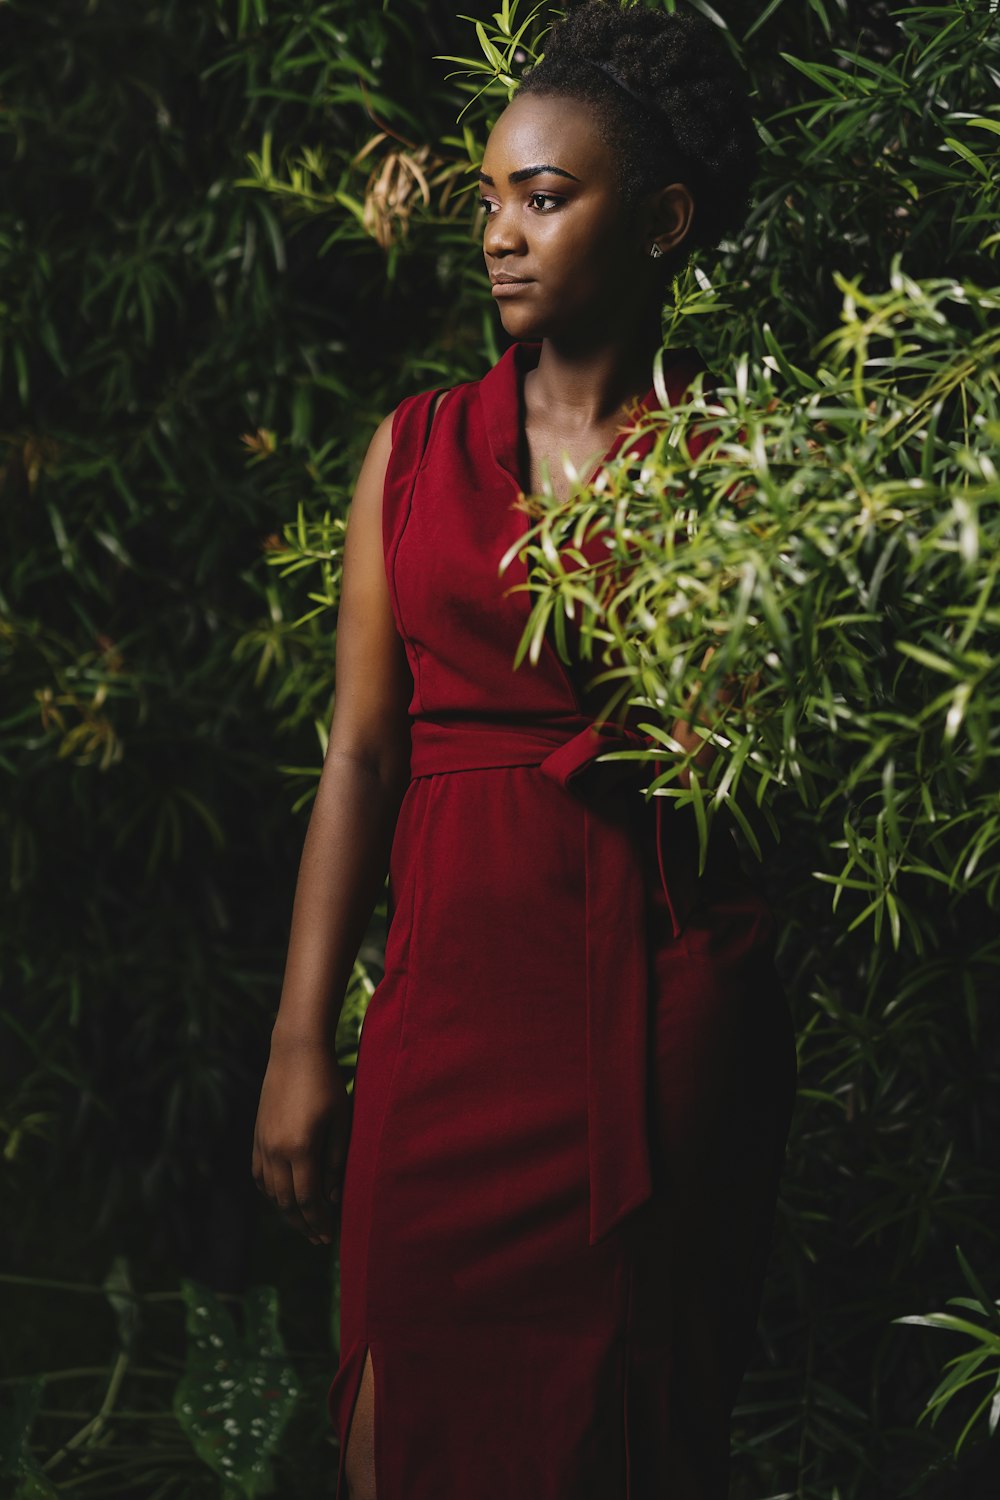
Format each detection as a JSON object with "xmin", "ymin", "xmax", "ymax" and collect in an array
[{"xmin": 525, "ymin": 327, "xmax": 664, "ymax": 430}]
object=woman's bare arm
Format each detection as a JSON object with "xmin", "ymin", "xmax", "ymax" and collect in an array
[
  {"xmin": 270, "ymin": 411, "xmax": 412, "ymax": 1040},
  {"xmin": 252, "ymin": 410, "xmax": 412, "ymax": 1246}
]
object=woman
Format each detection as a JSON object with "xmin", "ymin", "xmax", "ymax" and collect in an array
[{"xmin": 252, "ymin": 4, "xmax": 797, "ymax": 1497}]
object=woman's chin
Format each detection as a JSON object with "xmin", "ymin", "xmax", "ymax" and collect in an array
[{"xmin": 495, "ymin": 304, "xmax": 549, "ymax": 342}]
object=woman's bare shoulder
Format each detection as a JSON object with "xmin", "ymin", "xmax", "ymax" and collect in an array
[
  {"xmin": 360, "ymin": 388, "xmax": 451, "ymax": 475},
  {"xmin": 350, "ymin": 384, "xmax": 456, "ymax": 516},
  {"xmin": 341, "ymin": 411, "xmax": 395, "ymax": 526}
]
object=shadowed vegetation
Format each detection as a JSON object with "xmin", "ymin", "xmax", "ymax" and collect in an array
[{"xmin": 1, "ymin": 1, "xmax": 998, "ymax": 1495}]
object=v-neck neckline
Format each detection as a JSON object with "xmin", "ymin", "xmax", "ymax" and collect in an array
[
  {"xmin": 479, "ymin": 342, "xmax": 659, "ymax": 498},
  {"xmin": 516, "ymin": 343, "xmax": 659, "ymax": 497},
  {"xmin": 475, "ymin": 339, "xmax": 707, "ymax": 713},
  {"xmin": 480, "ymin": 340, "xmax": 705, "ymax": 497}
]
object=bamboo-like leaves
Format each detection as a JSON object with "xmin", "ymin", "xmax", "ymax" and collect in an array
[
  {"xmin": 503, "ymin": 265, "xmax": 1000, "ymax": 954},
  {"xmin": 895, "ymin": 1247, "xmax": 1000, "ymax": 1450}
]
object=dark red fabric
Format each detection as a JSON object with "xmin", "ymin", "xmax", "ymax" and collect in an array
[{"xmin": 327, "ymin": 341, "xmax": 797, "ymax": 1499}]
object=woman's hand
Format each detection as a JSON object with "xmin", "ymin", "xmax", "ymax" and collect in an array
[{"xmin": 251, "ymin": 1026, "xmax": 353, "ymax": 1246}]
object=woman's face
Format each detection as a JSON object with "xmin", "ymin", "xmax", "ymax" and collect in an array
[{"xmin": 479, "ymin": 92, "xmax": 680, "ymax": 345}]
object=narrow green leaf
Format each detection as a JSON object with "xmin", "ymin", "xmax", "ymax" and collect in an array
[{"xmin": 944, "ymin": 136, "xmax": 990, "ymax": 179}]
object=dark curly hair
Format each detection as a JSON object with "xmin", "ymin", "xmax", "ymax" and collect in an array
[{"xmin": 516, "ymin": 1, "xmax": 759, "ymax": 264}]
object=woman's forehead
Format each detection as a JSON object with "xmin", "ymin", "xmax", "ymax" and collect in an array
[{"xmin": 483, "ymin": 94, "xmax": 614, "ymax": 179}]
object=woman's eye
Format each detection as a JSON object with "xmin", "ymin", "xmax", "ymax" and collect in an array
[{"xmin": 478, "ymin": 192, "xmax": 561, "ymax": 216}]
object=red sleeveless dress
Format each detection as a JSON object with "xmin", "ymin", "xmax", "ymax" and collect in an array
[{"xmin": 327, "ymin": 340, "xmax": 797, "ymax": 1499}]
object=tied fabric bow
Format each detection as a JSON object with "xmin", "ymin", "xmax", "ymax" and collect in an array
[{"xmin": 537, "ymin": 720, "xmax": 706, "ymax": 1243}]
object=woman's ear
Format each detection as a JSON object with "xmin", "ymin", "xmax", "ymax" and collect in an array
[{"xmin": 644, "ymin": 182, "xmax": 695, "ymax": 258}]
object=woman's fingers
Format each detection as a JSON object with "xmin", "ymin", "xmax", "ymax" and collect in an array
[
  {"xmin": 250, "ymin": 1042, "xmax": 351, "ymax": 1244},
  {"xmin": 265, "ymin": 1153, "xmax": 319, "ymax": 1242},
  {"xmin": 291, "ymin": 1151, "xmax": 333, "ymax": 1244},
  {"xmin": 257, "ymin": 1139, "xmax": 336, "ymax": 1244}
]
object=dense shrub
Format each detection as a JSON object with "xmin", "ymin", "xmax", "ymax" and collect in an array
[{"xmin": 1, "ymin": 1, "xmax": 997, "ymax": 1495}]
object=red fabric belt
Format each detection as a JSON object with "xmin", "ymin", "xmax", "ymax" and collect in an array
[{"xmin": 408, "ymin": 715, "xmax": 706, "ymax": 1245}]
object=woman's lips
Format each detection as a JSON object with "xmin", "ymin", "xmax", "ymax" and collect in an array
[{"xmin": 491, "ymin": 278, "xmax": 534, "ymax": 298}]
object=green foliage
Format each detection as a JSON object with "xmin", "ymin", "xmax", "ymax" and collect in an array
[
  {"xmin": 896, "ymin": 1247, "xmax": 1000, "ymax": 1453},
  {"xmin": 437, "ymin": 1, "xmax": 554, "ymax": 111},
  {"xmin": 0, "ymin": 1383, "xmax": 58, "ymax": 1500},
  {"xmin": 1, "ymin": 0, "xmax": 456, "ymax": 1489},
  {"xmin": 0, "ymin": 1267, "xmax": 321, "ymax": 1498},
  {"xmin": 511, "ymin": 263, "xmax": 1000, "ymax": 951},
  {"xmin": 173, "ymin": 1282, "xmax": 299, "ymax": 1498},
  {"xmin": 3, "ymin": 0, "xmax": 999, "ymax": 1495}
]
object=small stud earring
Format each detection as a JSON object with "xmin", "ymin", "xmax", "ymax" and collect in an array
[{"xmin": 649, "ymin": 243, "xmax": 663, "ymax": 259}]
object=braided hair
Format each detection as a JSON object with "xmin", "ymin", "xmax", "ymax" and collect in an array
[{"xmin": 516, "ymin": 1, "xmax": 759, "ymax": 263}]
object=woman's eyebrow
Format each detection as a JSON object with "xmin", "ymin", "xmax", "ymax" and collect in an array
[{"xmin": 478, "ymin": 164, "xmax": 581, "ymax": 186}]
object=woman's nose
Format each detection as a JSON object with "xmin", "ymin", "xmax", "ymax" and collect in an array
[{"xmin": 483, "ymin": 203, "xmax": 525, "ymax": 259}]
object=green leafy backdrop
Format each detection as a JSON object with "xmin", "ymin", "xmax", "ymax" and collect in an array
[{"xmin": 1, "ymin": 0, "xmax": 998, "ymax": 1495}]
